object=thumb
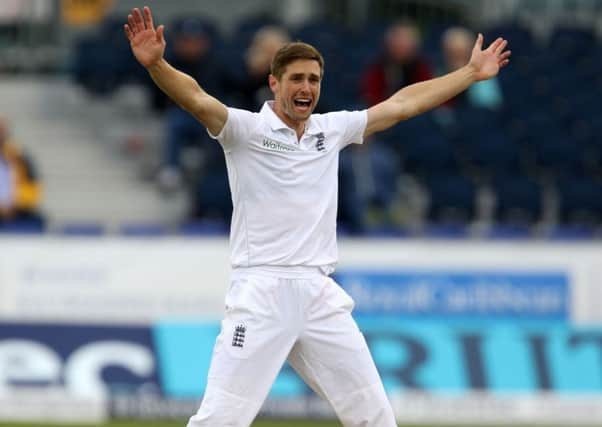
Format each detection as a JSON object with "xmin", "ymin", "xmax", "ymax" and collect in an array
[
  {"xmin": 473, "ymin": 33, "xmax": 483, "ymax": 52},
  {"xmin": 156, "ymin": 25, "xmax": 165, "ymax": 43}
]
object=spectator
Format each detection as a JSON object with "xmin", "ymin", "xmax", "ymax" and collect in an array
[
  {"xmin": 338, "ymin": 142, "xmax": 399, "ymax": 233},
  {"xmin": 153, "ymin": 16, "xmax": 226, "ymax": 193},
  {"xmin": 440, "ymin": 27, "xmax": 503, "ymax": 110},
  {"xmin": 191, "ymin": 26, "xmax": 290, "ymax": 223},
  {"xmin": 0, "ymin": 115, "xmax": 44, "ymax": 228},
  {"xmin": 360, "ymin": 20, "xmax": 433, "ymax": 107},
  {"xmin": 352, "ymin": 21, "xmax": 431, "ymax": 231},
  {"xmin": 228, "ymin": 26, "xmax": 291, "ymax": 112}
]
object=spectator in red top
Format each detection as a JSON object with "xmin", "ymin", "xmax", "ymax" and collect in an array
[{"xmin": 360, "ymin": 20, "xmax": 433, "ymax": 106}]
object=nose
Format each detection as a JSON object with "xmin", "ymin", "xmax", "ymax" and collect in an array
[{"xmin": 300, "ymin": 78, "xmax": 311, "ymax": 92}]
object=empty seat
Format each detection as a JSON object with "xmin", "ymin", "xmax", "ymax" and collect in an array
[
  {"xmin": 556, "ymin": 176, "xmax": 602, "ymax": 226},
  {"xmin": 492, "ymin": 174, "xmax": 544, "ymax": 225},
  {"xmin": 425, "ymin": 174, "xmax": 477, "ymax": 224},
  {"xmin": 460, "ymin": 129, "xmax": 521, "ymax": 178}
]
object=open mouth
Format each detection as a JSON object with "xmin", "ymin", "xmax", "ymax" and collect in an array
[{"xmin": 293, "ymin": 99, "xmax": 312, "ymax": 110}]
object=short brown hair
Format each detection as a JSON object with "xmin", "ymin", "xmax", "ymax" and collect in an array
[{"xmin": 270, "ymin": 42, "xmax": 324, "ymax": 80}]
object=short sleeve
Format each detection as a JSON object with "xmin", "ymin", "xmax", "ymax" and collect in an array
[
  {"xmin": 207, "ymin": 107, "xmax": 255, "ymax": 151},
  {"xmin": 337, "ymin": 110, "xmax": 368, "ymax": 150}
]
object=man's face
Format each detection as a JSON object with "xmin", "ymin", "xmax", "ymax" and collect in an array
[
  {"xmin": 270, "ymin": 59, "xmax": 321, "ymax": 124},
  {"xmin": 387, "ymin": 26, "xmax": 419, "ymax": 64}
]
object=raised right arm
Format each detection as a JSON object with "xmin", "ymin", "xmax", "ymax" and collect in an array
[{"xmin": 124, "ymin": 7, "xmax": 227, "ymax": 136}]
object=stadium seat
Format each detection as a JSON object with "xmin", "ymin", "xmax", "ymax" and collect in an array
[
  {"xmin": 556, "ymin": 176, "xmax": 602, "ymax": 226},
  {"xmin": 119, "ymin": 223, "xmax": 168, "ymax": 237},
  {"xmin": 425, "ymin": 174, "xmax": 477, "ymax": 225},
  {"xmin": 485, "ymin": 223, "xmax": 532, "ymax": 239},
  {"xmin": 179, "ymin": 220, "xmax": 229, "ymax": 236},
  {"xmin": 549, "ymin": 27, "xmax": 596, "ymax": 61},
  {"xmin": 484, "ymin": 22, "xmax": 535, "ymax": 57},
  {"xmin": 60, "ymin": 223, "xmax": 106, "ymax": 236},
  {"xmin": 546, "ymin": 224, "xmax": 596, "ymax": 240},
  {"xmin": 491, "ymin": 174, "xmax": 544, "ymax": 225},
  {"xmin": 399, "ymin": 120, "xmax": 459, "ymax": 178},
  {"xmin": 0, "ymin": 221, "xmax": 45, "ymax": 234},
  {"xmin": 459, "ymin": 129, "xmax": 520, "ymax": 179},
  {"xmin": 423, "ymin": 222, "xmax": 470, "ymax": 239}
]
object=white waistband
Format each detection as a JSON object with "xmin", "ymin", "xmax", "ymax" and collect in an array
[{"xmin": 232, "ymin": 265, "xmax": 332, "ymax": 278}]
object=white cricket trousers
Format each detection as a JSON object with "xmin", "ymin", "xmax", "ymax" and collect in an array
[{"xmin": 187, "ymin": 266, "xmax": 396, "ymax": 427}]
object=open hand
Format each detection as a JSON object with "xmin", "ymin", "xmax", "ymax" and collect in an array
[
  {"xmin": 468, "ymin": 34, "xmax": 511, "ymax": 81},
  {"xmin": 124, "ymin": 6, "xmax": 165, "ymax": 68}
]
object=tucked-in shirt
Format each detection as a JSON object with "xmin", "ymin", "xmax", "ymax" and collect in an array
[{"xmin": 209, "ymin": 101, "xmax": 367, "ymax": 273}]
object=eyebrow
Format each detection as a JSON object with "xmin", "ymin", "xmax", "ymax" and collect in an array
[{"xmin": 289, "ymin": 72, "xmax": 321, "ymax": 80}]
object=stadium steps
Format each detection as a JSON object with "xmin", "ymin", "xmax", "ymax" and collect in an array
[{"xmin": 0, "ymin": 76, "xmax": 188, "ymax": 230}]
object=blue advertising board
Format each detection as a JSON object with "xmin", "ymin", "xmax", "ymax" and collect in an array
[
  {"xmin": 2, "ymin": 317, "xmax": 600, "ymax": 404},
  {"xmin": 151, "ymin": 319, "xmax": 601, "ymax": 398},
  {"xmin": 0, "ymin": 322, "xmax": 159, "ymax": 396},
  {"xmin": 333, "ymin": 270, "xmax": 569, "ymax": 320}
]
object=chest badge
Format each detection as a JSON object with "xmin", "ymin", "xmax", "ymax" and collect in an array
[{"xmin": 315, "ymin": 132, "xmax": 326, "ymax": 152}]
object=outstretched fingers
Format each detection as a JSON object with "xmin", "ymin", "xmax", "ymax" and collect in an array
[
  {"xmin": 124, "ymin": 23, "xmax": 134, "ymax": 41},
  {"xmin": 494, "ymin": 39, "xmax": 508, "ymax": 55},
  {"xmin": 133, "ymin": 8, "xmax": 145, "ymax": 32},
  {"xmin": 127, "ymin": 14, "xmax": 137, "ymax": 35},
  {"xmin": 499, "ymin": 50, "xmax": 511, "ymax": 67},
  {"xmin": 144, "ymin": 6, "xmax": 155, "ymax": 31},
  {"xmin": 156, "ymin": 24, "xmax": 165, "ymax": 43},
  {"xmin": 486, "ymin": 37, "xmax": 503, "ymax": 54}
]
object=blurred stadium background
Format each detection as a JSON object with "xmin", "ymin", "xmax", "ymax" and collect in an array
[{"xmin": 1, "ymin": 0, "xmax": 602, "ymax": 426}]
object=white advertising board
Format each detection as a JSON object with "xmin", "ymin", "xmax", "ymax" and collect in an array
[
  {"xmin": 0, "ymin": 237, "xmax": 601, "ymax": 324},
  {"xmin": 0, "ymin": 387, "xmax": 106, "ymax": 424},
  {"xmin": 0, "ymin": 237, "xmax": 231, "ymax": 324}
]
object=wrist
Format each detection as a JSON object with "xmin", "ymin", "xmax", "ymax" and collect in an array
[
  {"xmin": 464, "ymin": 63, "xmax": 479, "ymax": 83},
  {"xmin": 146, "ymin": 57, "xmax": 166, "ymax": 72}
]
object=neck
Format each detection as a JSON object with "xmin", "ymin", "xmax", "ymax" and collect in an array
[{"xmin": 272, "ymin": 102, "xmax": 306, "ymax": 140}]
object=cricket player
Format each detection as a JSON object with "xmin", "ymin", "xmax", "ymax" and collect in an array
[{"xmin": 124, "ymin": 6, "xmax": 510, "ymax": 427}]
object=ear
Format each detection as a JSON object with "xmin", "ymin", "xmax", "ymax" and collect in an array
[{"xmin": 268, "ymin": 74, "xmax": 279, "ymax": 94}]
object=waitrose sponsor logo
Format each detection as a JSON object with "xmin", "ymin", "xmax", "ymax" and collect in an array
[{"xmin": 262, "ymin": 138, "xmax": 296, "ymax": 152}]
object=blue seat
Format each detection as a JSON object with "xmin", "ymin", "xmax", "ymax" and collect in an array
[
  {"xmin": 119, "ymin": 223, "xmax": 167, "ymax": 237},
  {"xmin": 0, "ymin": 221, "xmax": 44, "ymax": 234},
  {"xmin": 460, "ymin": 129, "xmax": 520, "ymax": 178},
  {"xmin": 485, "ymin": 223, "xmax": 531, "ymax": 239},
  {"xmin": 530, "ymin": 133, "xmax": 584, "ymax": 178},
  {"xmin": 179, "ymin": 220, "xmax": 229, "ymax": 236},
  {"xmin": 425, "ymin": 174, "xmax": 477, "ymax": 224},
  {"xmin": 549, "ymin": 27, "xmax": 596, "ymax": 61},
  {"xmin": 71, "ymin": 16, "xmax": 139, "ymax": 94},
  {"xmin": 231, "ymin": 14, "xmax": 281, "ymax": 48},
  {"xmin": 484, "ymin": 23, "xmax": 535, "ymax": 57},
  {"xmin": 556, "ymin": 176, "xmax": 602, "ymax": 226},
  {"xmin": 491, "ymin": 174, "xmax": 544, "ymax": 225},
  {"xmin": 60, "ymin": 223, "xmax": 105, "ymax": 236},
  {"xmin": 363, "ymin": 226, "xmax": 411, "ymax": 238},
  {"xmin": 546, "ymin": 224, "xmax": 595, "ymax": 241},
  {"xmin": 397, "ymin": 116, "xmax": 459, "ymax": 177},
  {"xmin": 423, "ymin": 223, "xmax": 470, "ymax": 239}
]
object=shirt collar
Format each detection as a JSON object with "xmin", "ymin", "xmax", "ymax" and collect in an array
[{"xmin": 261, "ymin": 101, "xmax": 323, "ymax": 136}]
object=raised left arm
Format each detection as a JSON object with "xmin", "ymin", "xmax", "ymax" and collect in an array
[{"xmin": 364, "ymin": 34, "xmax": 510, "ymax": 138}]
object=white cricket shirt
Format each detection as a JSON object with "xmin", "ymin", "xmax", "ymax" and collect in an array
[{"xmin": 209, "ymin": 101, "xmax": 367, "ymax": 272}]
